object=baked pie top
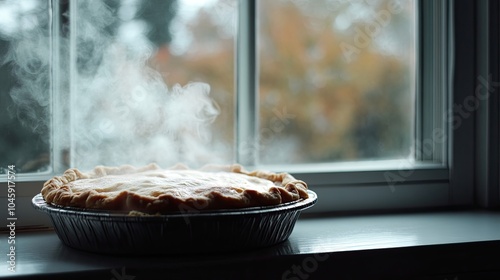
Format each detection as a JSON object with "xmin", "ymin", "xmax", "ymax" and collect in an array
[{"xmin": 41, "ymin": 163, "xmax": 309, "ymax": 214}]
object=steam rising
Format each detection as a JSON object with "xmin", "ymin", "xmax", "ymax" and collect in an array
[
  {"xmin": 3, "ymin": 1, "xmax": 51, "ymax": 136},
  {"xmin": 3, "ymin": 0, "xmax": 228, "ymax": 170}
]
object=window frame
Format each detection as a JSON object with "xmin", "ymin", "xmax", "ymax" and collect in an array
[
  {"xmin": 2, "ymin": 0, "xmax": 498, "ymax": 229},
  {"xmin": 246, "ymin": 0, "xmax": 457, "ymax": 212}
]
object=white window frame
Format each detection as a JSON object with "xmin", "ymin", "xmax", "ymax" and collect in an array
[{"xmin": 2, "ymin": 0, "xmax": 498, "ymax": 229}]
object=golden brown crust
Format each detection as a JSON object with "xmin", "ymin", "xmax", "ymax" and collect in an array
[{"xmin": 41, "ymin": 163, "xmax": 309, "ymax": 213}]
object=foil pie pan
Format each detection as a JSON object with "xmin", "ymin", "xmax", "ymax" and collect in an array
[{"xmin": 32, "ymin": 191, "xmax": 317, "ymax": 255}]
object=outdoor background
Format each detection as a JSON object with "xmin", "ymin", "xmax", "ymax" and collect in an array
[{"xmin": 0, "ymin": 0, "xmax": 415, "ymax": 172}]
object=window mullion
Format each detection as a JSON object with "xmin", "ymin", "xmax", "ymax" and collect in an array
[
  {"xmin": 69, "ymin": 0, "xmax": 78, "ymax": 168},
  {"xmin": 50, "ymin": 0, "xmax": 66, "ymax": 175},
  {"xmin": 416, "ymin": 0, "xmax": 448, "ymax": 164},
  {"xmin": 236, "ymin": 0, "xmax": 258, "ymax": 167}
]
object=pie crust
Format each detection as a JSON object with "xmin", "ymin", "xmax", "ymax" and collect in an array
[{"xmin": 41, "ymin": 163, "xmax": 309, "ymax": 214}]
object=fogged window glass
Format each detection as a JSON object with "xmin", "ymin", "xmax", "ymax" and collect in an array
[
  {"xmin": 259, "ymin": 0, "xmax": 416, "ymax": 164},
  {"xmin": 0, "ymin": 0, "xmax": 50, "ymax": 173}
]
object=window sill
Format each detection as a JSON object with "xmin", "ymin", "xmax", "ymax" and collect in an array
[{"xmin": 2, "ymin": 210, "xmax": 500, "ymax": 279}]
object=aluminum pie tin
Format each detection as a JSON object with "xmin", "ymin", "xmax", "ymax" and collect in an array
[{"xmin": 32, "ymin": 190, "xmax": 317, "ymax": 255}]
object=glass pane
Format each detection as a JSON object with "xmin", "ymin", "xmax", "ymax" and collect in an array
[
  {"xmin": 259, "ymin": 0, "xmax": 415, "ymax": 164},
  {"xmin": 0, "ymin": 0, "xmax": 51, "ymax": 174},
  {"xmin": 69, "ymin": 0, "xmax": 236, "ymax": 170}
]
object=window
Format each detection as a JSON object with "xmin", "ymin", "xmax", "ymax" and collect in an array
[
  {"xmin": 0, "ymin": 0, "xmax": 51, "ymax": 174},
  {"xmin": 258, "ymin": 0, "xmax": 415, "ymax": 165},
  {"xmin": 1, "ymin": 0, "xmax": 498, "ymax": 228},
  {"xmin": 65, "ymin": 0, "xmax": 236, "ymax": 170}
]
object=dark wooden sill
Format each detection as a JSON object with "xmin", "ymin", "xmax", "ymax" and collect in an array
[{"xmin": 2, "ymin": 209, "xmax": 500, "ymax": 280}]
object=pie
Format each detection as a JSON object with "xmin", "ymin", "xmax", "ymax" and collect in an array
[{"xmin": 41, "ymin": 163, "xmax": 309, "ymax": 214}]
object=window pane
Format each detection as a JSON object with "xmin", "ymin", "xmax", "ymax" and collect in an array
[
  {"xmin": 258, "ymin": 0, "xmax": 415, "ymax": 164},
  {"xmin": 69, "ymin": 0, "xmax": 235, "ymax": 170},
  {"xmin": 159, "ymin": 0, "xmax": 236, "ymax": 165},
  {"xmin": 0, "ymin": 0, "xmax": 50, "ymax": 174}
]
